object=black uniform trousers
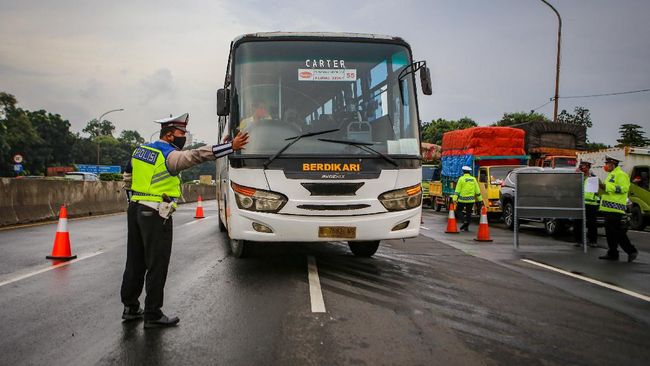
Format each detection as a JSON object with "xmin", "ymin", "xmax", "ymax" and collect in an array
[
  {"xmin": 573, "ymin": 204, "xmax": 599, "ymax": 243},
  {"xmin": 603, "ymin": 211, "xmax": 636, "ymax": 257},
  {"xmin": 456, "ymin": 202, "xmax": 474, "ymax": 228},
  {"xmin": 120, "ymin": 202, "xmax": 173, "ymax": 320}
]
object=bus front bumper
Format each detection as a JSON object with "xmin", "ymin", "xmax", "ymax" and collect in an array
[{"xmin": 228, "ymin": 208, "xmax": 422, "ymax": 242}]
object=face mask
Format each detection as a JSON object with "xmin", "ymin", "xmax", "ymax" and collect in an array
[{"xmin": 170, "ymin": 136, "xmax": 186, "ymax": 150}]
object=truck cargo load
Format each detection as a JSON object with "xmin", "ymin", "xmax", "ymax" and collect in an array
[
  {"xmin": 441, "ymin": 127, "xmax": 527, "ymax": 177},
  {"xmin": 512, "ymin": 121, "xmax": 587, "ymax": 167}
]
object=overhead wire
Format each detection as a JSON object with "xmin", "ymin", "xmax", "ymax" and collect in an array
[{"xmin": 530, "ymin": 88, "xmax": 650, "ymax": 112}]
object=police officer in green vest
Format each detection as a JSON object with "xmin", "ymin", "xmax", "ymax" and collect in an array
[
  {"xmin": 120, "ymin": 113, "xmax": 249, "ymax": 328},
  {"xmin": 574, "ymin": 161, "xmax": 599, "ymax": 246},
  {"xmin": 453, "ymin": 166, "xmax": 483, "ymax": 231},
  {"xmin": 598, "ymin": 155, "xmax": 637, "ymax": 262}
]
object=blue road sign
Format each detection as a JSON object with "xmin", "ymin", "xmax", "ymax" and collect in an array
[
  {"xmin": 13, "ymin": 163, "xmax": 23, "ymax": 173},
  {"xmin": 75, "ymin": 164, "xmax": 121, "ymax": 174}
]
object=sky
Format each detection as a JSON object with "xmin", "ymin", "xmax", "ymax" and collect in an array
[{"xmin": 1, "ymin": 0, "xmax": 648, "ymax": 146}]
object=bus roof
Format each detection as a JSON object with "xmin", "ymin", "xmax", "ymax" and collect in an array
[{"xmin": 232, "ymin": 32, "xmax": 407, "ymax": 45}]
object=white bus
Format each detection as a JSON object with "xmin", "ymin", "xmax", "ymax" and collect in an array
[{"xmin": 216, "ymin": 32, "xmax": 432, "ymax": 257}]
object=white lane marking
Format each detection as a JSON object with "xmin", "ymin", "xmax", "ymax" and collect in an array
[
  {"xmin": 420, "ymin": 226, "xmax": 430, "ymax": 230},
  {"xmin": 307, "ymin": 256, "xmax": 326, "ymax": 313},
  {"xmin": 0, "ymin": 251, "xmax": 104, "ymax": 288},
  {"xmin": 179, "ymin": 216, "xmax": 214, "ymax": 227},
  {"xmin": 521, "ymin": 259, "xmax": 650, "ymax": 303}
]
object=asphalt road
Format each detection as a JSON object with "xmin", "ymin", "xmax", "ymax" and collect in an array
[{"xmin": 0, "ymin": 201, "xmax": 648, "ymax": 365}]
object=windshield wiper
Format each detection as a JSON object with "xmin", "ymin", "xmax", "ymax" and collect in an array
[
  {"xmin": 263, "ymin": 128, "xmax": 339, "ymax": 169},
  {"xmin": 317, "ymin": 138, "xmax": 399, "ymax": 167}
]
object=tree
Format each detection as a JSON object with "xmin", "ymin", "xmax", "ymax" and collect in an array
[
  {"xmin": 118, "ymin": 130, "xmax": 145, "ymax": 145},
  {"xmin": 1, "ymin": 96, "xmax": 43, "ymax": 175},
  {"xmin": 178, "ymin": 142, "xmax": 216, "ymax": 182},
  {"xmin": 616, "ymin": 124, "xmax": 650, "ymax": 147},
  {"xmin": 421, "ymin": 117, "xmax": 477, "ymax": 145},
  {"xmin": 557, "ymin": 106, "xmax": 592, "ymax": 129},
  {"xmin": 492, "ymin": 111, "xmax": 550, "ymax": 126},
  {"xmin": 82, "ymin": 119, "xmax": 116, "ymax": 138},
  {"xmin": 584, "ymin": 141, "xmax": 610, "ymax": 151}
]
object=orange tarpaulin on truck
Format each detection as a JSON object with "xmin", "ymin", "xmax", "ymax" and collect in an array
[{"xmin": 441, "ymin": 127, "xmax": 526, "ymax": 157}]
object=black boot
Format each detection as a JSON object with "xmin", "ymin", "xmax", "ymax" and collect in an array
[{"xmin": 628, "ymin": 251, "xmax": 638, "ymax": 263}]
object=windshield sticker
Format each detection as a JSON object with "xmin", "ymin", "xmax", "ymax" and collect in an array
[{"xmin": 298, "ymin": 69, "xmax": 357, "ymax": 82}]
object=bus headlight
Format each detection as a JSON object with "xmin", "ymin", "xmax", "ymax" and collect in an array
[
  {"xmin": 378, "ymin": 184, "xmax": 422, "ymax": 211},
  {"xmin": 231, "ymin": 182, "xmax": 288, "ymax": 213}
]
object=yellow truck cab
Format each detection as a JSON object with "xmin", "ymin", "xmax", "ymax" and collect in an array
[{"xmin": 477, "ymin": 165, "xmax": 524, "ymax": 214}]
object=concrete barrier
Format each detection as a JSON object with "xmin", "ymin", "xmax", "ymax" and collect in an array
[{"xmin": 0, "ymin": 178, "xmax": 216, "ymax": 227}]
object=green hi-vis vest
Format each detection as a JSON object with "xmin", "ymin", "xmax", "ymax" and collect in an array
[
  {"xmin": 584, "ymin": 178, "xmax": 600, "ymax": 206},
  {"xmin": 453, "ymin": 173, "xmax": 483, "ymax": 203},
  {"xmin": 130, "ymin": 142, "xmax": 181, "ymax": 202},
  {"xmin": 599, "ymin": 166, "xmax": 629, "ymax": 214}
]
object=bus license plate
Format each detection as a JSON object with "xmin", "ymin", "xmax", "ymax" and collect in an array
[{"xmin": 318, "ymin": 226, "xmax": 356, "ymax": 239}]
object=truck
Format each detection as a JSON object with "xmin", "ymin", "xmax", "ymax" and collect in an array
[
  {"xmin": 215, "ymin": 32, "xmax": 432, "ymax": 258},
  {"xmin": 429, "ymin": 127, "xmax": 529, "ymax": 218},
  {"xmin": 512, "ymin": 121, "xmax": 586, "ymax": 167},
  {"xmin": 420, "ymin": 143, "xmax": 441, "ymax": 207},
  {"xmin": 577, "ymin": 147, "xmax": 650, "ymax": 230}
]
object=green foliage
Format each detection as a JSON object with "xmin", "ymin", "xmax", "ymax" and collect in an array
[
  {"xmin": 82, "ymin": 119, "xmax": 116, "ymax": 138},
  {"xmin": 585, "ymin": 141, "xmax": 610, "ymax": 151},
  {"xmin": 421, "ymin": 117, "xmax": 477, "ymax": 145},
  {"xmin": 0, "ymin": 91, "xmax": 145, "ymax": 176},
  {"xmin": 99, "ymin": 173, "xmax": 124, "ymax": 181},
  {"xmin": 492, "ymin": 111, "xmax": 550, "ymax": 126},
  {"xmin": 617, "ymin": 124, "xmax": 650, "ymax": 147},
  {"xmin": 557, "ymin": 106, "xmax": 593, "ymax": 129}
]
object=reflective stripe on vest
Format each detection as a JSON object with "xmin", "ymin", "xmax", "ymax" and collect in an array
[{"xmin": 600, "ymin": 200, "xmax": 626, "ymax": 212}]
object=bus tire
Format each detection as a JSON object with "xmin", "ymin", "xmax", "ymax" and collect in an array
[
  {"xmin": 348, "ymin": 241, "xmax": 380, "ymax": 257},
  {"xmin": 230, "ymin": 239, "xmax": 252, "ymax": 258}
]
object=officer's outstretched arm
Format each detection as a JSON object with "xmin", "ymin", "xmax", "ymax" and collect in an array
[{"xmin": 166, "ymin": 132, "xmax": 249, "ymax": 175}]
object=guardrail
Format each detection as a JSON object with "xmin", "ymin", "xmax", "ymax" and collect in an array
[{"xmin": 0, "ymin": 178, "xmax": 216, "ymax": 227}]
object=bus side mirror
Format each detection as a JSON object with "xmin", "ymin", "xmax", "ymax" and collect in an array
[
  {"xmin": 217, "ymin": 89, "xmax": 230, "ymax": 116},
  {"xmin": 420, "ymin": 66, "xmax": 432, "ymax": 95}
]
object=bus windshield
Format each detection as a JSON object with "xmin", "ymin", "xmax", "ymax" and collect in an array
[{"xmin": 232, "ymin": 40, "xmax": 420, "ymax": 157}]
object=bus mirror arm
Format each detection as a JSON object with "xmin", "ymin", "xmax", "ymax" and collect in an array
[{"xmin": 397, "ymin": 61, "xmax": 432, "ymax": 105}]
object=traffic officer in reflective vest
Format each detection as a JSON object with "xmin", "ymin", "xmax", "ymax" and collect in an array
[
  {"xmin": 121, "ymin": 113, "xmax": 249, "ymax": 328},
  {"xmin": 574, "ymin": 161, "xmax": 599, "ymax": 246},
  {"xmin": 453, "ymin": 165, "xmax": 483, "ymax": 231},
  {"xmin": 598, "ymin": 155, "xmax": 637, "ymax": 262}
]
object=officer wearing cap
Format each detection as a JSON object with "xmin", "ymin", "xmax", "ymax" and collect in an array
[
  {"xmin": 452, "ymin": 165, "xmax": 483, "ymax": 231},
  {"xmin": 598, "ymin": 155, "xmax": 638, "ymax": 262},
  {"xmin": 574, "ymin": 161, "xmax": 599, "ymax": 246},
  {"xmin": 120, "ymin": 113, "xmax": 249, "ymax": 328}
]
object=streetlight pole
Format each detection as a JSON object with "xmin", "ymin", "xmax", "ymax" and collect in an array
[
  {"xmin": 95, "ymin": 108, "xmax": 124, "ymax": 167},
  {"xmin": 540, "ymin": 0, "xmax": 562, "ymax": 122}
]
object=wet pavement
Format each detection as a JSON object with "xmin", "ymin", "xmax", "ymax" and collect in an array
[{"xmin": 0, "ymin": 201, "xmax": 648, "ymax": 365}]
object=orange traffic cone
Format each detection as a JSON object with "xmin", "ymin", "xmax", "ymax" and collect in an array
[
  {"xmin": 474, "ymin": 206, "xmax": 493, "ymax": 242},
  {"xmin": 194, "ymin": 195, "xmax": 205, "ymax": 219},
  {"xmin": 46, "ymin": 205, "xmax": 77, "ymax": 261},
  {"xmin": 445, "ymin": 203, "xmax": 459, "ymax": 234}
]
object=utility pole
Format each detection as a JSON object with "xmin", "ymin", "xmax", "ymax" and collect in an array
[{"xmin": 540, "ymin": 0, "xmax": 562, "ymax": 122}]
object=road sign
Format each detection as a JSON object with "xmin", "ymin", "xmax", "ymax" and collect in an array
[
  {"xmin": 13, "ymin": 154, "xmax": 23, "ymax": 163},
  {"xmin": 13, "ymin": 163, "xmax": 23, "ymax": 173},
  {"xmin": 75, "ymin": 164, "xmax": 122, "ymax": 174}
]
